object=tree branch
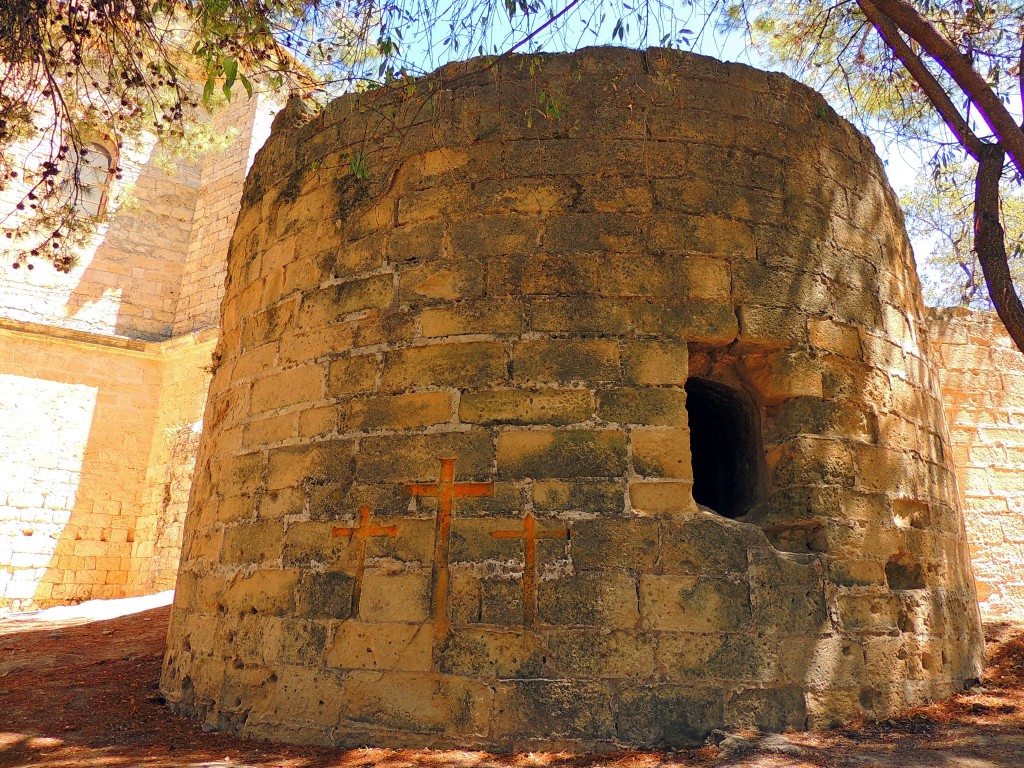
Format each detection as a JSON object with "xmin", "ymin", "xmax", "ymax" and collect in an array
[
  {"xmin": 857, "ymin": 0, "xmax": 983, "ymax": 160},
  {"xmin": 974, "ymin": 143, "xmax": 1024, "ymax": 351},
  {"xmin": 866, "ymin": 0, "xmax": 1024, "ymax": 176},
  {"xmin": 1018, "ymin": 30, "xmax": 1023, "ymax": 131}
]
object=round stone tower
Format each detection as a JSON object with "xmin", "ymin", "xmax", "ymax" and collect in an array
[{"xmin": 161, "ymin": 47, "xmax": 985, "ymax": 751}]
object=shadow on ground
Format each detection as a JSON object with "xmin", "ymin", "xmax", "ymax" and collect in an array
[{"xmin": 1, "ymin": 607, "xmax": 1023, "ymax": 768}]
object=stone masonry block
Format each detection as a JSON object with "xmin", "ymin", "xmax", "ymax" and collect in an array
[
  {"xmin": 659, "ymin": 515, "xmax": 752, "ymax": 576},
  {"xmin": 357, "ymin": 431, "xmax": 493, "ymax": 482},
  {"xmin": 327, "ymin": 354, "xmax": 381, "ymax": 398},
  {"xmin": 656, "ymin": 632, "xmax": 775, "ymax": 683},
  {"xmin": 450, "ymin": 214, "xmax": 538, "ymax": 258},
  {"xmin": 629, "ymin": 480, "xmax": 696, "ymax": 514},
  {"xmin": 298, "ymin": 275, "xmax": 394, "ymax": 326},
  {"xmin": 365, "ymin": 517, "xmax": 435, "ymax": 563},
  {"xmin": 459, "ymin": 389, "xmax": 594, "ymax": 426},
  {"xmin": 529, "ymin": 297, "xmax": 633, "ymax": 335},
  {"xmin": 809, "ymin": 317, "xmax": 863, "ymax": 358},
  {"xmin": 547, "ymin": 629, "xmax": 656, "ymax": 679},
  {"xmin": 597, "ymin": 388, "xmax": 688, "ymax": 427},
  {"xmin": 221, "ymin": 520, "xmax": 284, "ymax": 564},
  {"xmin": 296, "ymin": 570, "xmax": 355, "ymax": 619},
  {"xmin": 724, "ymin": 687, "xmax": 807, "ymax": 732},
  {"xmin": 537, "ymin": 571, "xmax": 638, "ymax": 628},
  {"xmin": 570, "ymin": 517, "xmax": 659, "ymax": 571},
  {"xmin": 341, "ymin": 391, "xmax": 452, "ymax": 431},
  {"xmin": 622, "ymin": 340, "xmax": 689, "ymax": 386},
  {"xmin": 479, "ymin": 577, "xmax": 526, "ymax": 626},
  {"xmin": 380, "ymin": 342, "xmax": 507, "ymax": 392},
  {"xmin": 438, "ymin": 628, "xmax": 550, "ymax": 679},
  {"xmin": 277, "ymin": 620, "xmax": 329, "ymax": 666},
  {"xmin": 632, "ymin": 428, "xmax": 692, "ymax": 479},
  {"xmin": 512, "ymin": 340, "xmax": 620, "ymax": 384},
  {"xmin": 251, "ymin": 365, "xmax": 324, "ymax": 413},
  {"xmin": 640, "ymin": 575, "xmax": 749, "ymax": 632},
  {"xmin": 340, "ymin": 670, "xmax": 492, "ymax": 736},
  {"xmin": 358, "ymin": 570, "xmax": 431, "ymax": 623},
  {"xmin": 267, "ymin": 440, "xmax": 354, "ymax": 491},
  {"xmin": 491, "ymin": 680, "xmax": 615, "ymax": 741},
  {"xmin": 398, "ymin": 259, "xmax": 485, "ymax": 303},
  {"xmin": 631, "ymin": 301, "xmax": 738, "ymax": 344},
  {"xmin": 420, "ymin": 301, "xmax": 525, "ymax": 337},
  {"xmin": 616, "ymin": 684, "xmax": 724, "ymax": 748},
  {"xmin": 222, "ymin": 569, "xmax": 299, "ymax": 616},
  {"xmin": 497, "ymin": 429, "xmax": 627, "ymax": 478},
  {"xmin": 532, "ymin": 479, "xmax": 624, "ymax": 513},
  {"xmin": 326, "ymin": 621, "xmax": 432, "ymax": 671}
]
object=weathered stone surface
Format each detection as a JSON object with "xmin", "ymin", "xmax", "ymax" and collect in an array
[
  {"xmin": 491, "ymin": 680, "xmax": 616, "ymax": 741},
  {"xmin": 296, "ymin": 571, "xmax": 355, "ymax": 619},
  {"xmin": 512, "ymin": 340, "xmax": 621, "ymax": 384},
  {"xmin": 640, "ymin": 575, "xmax": 750, "ymax": 632},
  {"xmin": 380, "ymin": 342, "xmax": 507, "ymax": 392},
  {"xmin": 497, "ymin": 429, "xmax": 627, "ymax": 478},
  {"xmin": 570, "ymin": 517, "xmax": 659, "ymax": 570},
  {"xmin": 326, "ymin": 621, "xmax": 432, "ymax": 670},
  {"xmin": 162, "ymin": 46, "xmax": 984, "ymax": 753},
  {"xmin": 438, "ymin": 629, "xmax": 549, "ymax": 678},
  {"xmin": 617, "ymin": 685, "xmax": 724, "ymax": 747},
  {"xmin": 459, "ymin": 389, "xmax": 593, "ymax": 426},
  {"xmin": 340, "ymin": 671, "xmax": 491, "ymax": 736}
]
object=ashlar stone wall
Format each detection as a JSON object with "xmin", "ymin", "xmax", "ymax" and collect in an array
[
  {"xmin": 0, "ymin": 92, "xmax": 276, "ymax": 610},
  {"xmin": 162, "ymin": 47, "xmax": 984, "ymax": 751},
  {"xmin": 929, "ymin": 308, "xmax": 1024, "ymax": 621}
]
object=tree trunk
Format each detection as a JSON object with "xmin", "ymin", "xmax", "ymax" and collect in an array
[{"xmin": 974, "ymin": 143, "xmax": 1024, "ymax": 354}]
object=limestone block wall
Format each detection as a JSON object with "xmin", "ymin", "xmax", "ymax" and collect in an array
[
  {"xmin": 0, "ymin": 91, "xmax": 271, "ymax": 610},
  {"xmin": 162, "ymin": 48, "xmax": 984, "ymax": 750},
  {"xmin": 0, "ymin": 321, "xmax": 215, "ymax": 611},
  {"xmin": 0, "ymin": 321, "xmax": 161, "ymax": 608},
  {"xmin": 129, "ymin": 330, "xmax": 218, "ymax": 594},
  {"xmin": 0, "ymin": 138, "xmax": 199, "ymax": 339},
  {"xmin": 929, "ymin": 308, "xmax": 1024, "ymax": 621},
  {"xmin": 173, "ymin": 93, "xmax": 279, "ymax": 336}
]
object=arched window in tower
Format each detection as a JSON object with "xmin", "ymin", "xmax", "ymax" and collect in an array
[
  {"xmin": 68, "ymin": 142, "xmax": 116, "ymax": 219},
  {"xmin": 684, "ymin": 377, "xmax": 765, "ymax": 519}
]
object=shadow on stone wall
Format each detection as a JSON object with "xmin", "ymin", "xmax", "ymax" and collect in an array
[{"xmin": 0, "ymin": 329, "xmax": 160, "ymax": 608}]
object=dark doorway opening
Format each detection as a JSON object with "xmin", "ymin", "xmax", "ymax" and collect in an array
[{"xmin": 684, "ymin": 377, "xmax": 763, "ymax": 519}]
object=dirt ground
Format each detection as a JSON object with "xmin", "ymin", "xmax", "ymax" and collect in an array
[{"xmin": 2, "ymin": 602, "xmax": 1024, "ymax": 768}]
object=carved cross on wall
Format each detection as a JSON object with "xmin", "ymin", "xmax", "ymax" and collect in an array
[
  {"xmin": 331, "ymin": 505, "xmax": 397, "ymax": 618},
  {"xmin": 491, "ymin": 513, "xmax": 570, "ymax": 626},
  {"xmin": 407, "ymin": 457, "xmax": 494, "ymax": 646}
]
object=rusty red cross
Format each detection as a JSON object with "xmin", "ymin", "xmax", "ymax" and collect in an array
[
  {"xmin": 491, "ymin": 513, "xmax": 570, "ymax": 626},
  {"xmin": 407, "ymin": 458, "xmax": 493, "ymax": 645},
  {"xmin": 332, "ymin": 505, "xmax": 397, "ymax": 617}
]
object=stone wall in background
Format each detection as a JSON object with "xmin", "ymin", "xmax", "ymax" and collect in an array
[
  {"xmin": 129, "ymin": 331, "xmax": 217, "ymax": 595},
  {"xmin": 929, "ymin": 308, "xmax": 1024, "ymax": 621},
  {"xmin": 0, "ymin": 91, "xmax": 275, "ymax": 611},
  {"xmin": 161, "ymin": 47, "xmax": 985, "ymax": 751},
  {"xmin": 174, "ymin": 94, "xmax": 279, "ymax": 336},
  {"xmin": 0, "ymin": 320, "xmax": 214, "ymax": 610},
  {"xmin": 0, "ymin": 139, "xmax": 199, "ymax": 340}
]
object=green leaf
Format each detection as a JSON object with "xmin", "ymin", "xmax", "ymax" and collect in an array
[
  {"xmin": 222, "ymin": 55, "xmax": 238, "ymax": 92},
  {"xmin": 202, "ymin": 77, "xmax": 215, "ymax": 106},
  {"xmin": 239, "ymin": 73, "xmax": 253, "ymax": 98}
]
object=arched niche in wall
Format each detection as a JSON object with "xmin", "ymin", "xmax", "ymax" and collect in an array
[{"xmin": 684, "ymin": 376, "xmax": 766, "ymax": 519}]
